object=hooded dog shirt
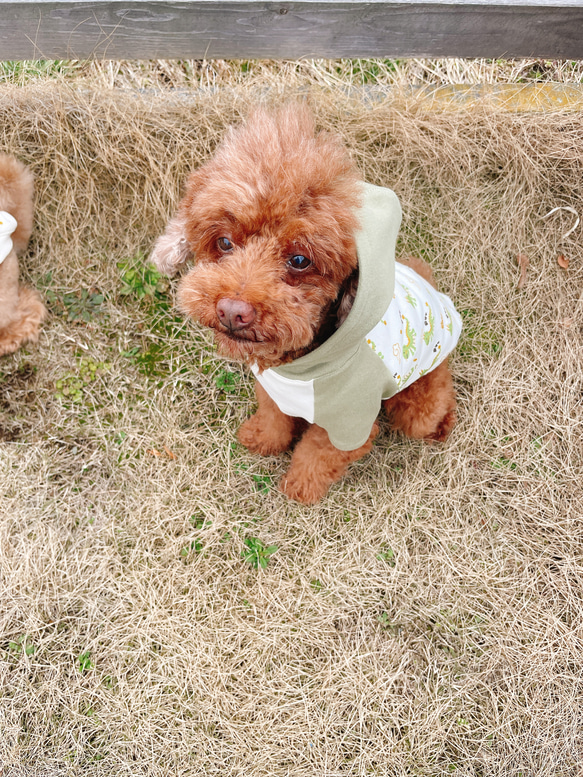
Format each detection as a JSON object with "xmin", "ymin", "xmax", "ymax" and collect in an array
[
  {"xmin": 0, "ymin": 211, "xmax": 17, "ymax": 265},
  {"xmin": 251, "ymin": 182, "xmax": 462, "ymax": 451}
]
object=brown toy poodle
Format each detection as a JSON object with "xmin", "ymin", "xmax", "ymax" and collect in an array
[
  {"xmin": 151, "ymin": 106, "xmax": 462, "ymax": 504},
  {"xmin": 0, "ymin": 154, "xmax": 46, "ymax": 357}
]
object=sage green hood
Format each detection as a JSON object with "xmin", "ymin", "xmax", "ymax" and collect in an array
[
  {"xmin": 273, "ymin": 182, "xmax": 402, "ymax": 381},
  {"xmin": 251, "ymin": 182, "xmax": 404, "ymax": 451}
]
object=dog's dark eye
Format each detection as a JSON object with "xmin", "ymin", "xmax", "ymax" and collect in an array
[
  {"xmin": 287, "ymin": 254, "xmax": 312, "ymax": 272},
  {"xmin": 217, "ymin": 237, "xmax": 234, "ymax": 252}
]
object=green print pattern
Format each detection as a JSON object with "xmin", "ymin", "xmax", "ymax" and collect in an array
[
  {"xmin": 401, "ymin": 314, "xmax": 416, "ymax": 359},
  {"xmin": 404, "ymin": 286, "xmax": 418, "ymax": 308},
  {"xmin": 423, "ymin": 302, "xmax": 435, "ymax": 345},
  {"xmin": 366, "ymin": 338, "xmax": 384, "ymax": 360},
  {"xmin": 400, "ymin": 365, "xmax": 416, "ymax": 387},
  {"xmin": 445, "ymin": 309, "xmax": 453, "ymax": 335},
  {"xmin": 428, "ymin": 342, "xmax": 442, "ymax": 371}
]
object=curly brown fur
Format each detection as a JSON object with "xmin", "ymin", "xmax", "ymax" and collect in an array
[
  {"xmin": 0, "ymin": 154, "xmax": 46, "ymax": 356},
  {"xmin": 152, "ymin": 107, "xmax": 457, "ymax": 504}
]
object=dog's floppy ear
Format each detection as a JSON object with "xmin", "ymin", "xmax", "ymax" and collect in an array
[
  {"xmin": 150, "ymin": 167, "xmax": 211, "ymax": 276},
  {"xmin": 150, "ymin": 209, "xmax": 192, "ymax": 277}
]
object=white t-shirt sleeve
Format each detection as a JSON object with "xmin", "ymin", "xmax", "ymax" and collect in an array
[{"xmin": 251, "ymin": 364, "xmax": 316, "ymax": 423}]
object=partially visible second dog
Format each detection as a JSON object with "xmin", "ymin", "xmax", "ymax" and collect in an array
[
  {"xmin": 0, "ymin": 154, "xmax": 46, "ymax": 357},
  {"xmin": 151, "ymin": 106, "xmax": 462, "ymax": 504}
]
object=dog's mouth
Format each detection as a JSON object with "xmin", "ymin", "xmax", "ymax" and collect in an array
[
  {"xmin": 212, "ymin": 324, "xmax": 291, "ymax": 369},
  {"xmin": 215, "ymin": 325, "xmax": 264, "ymax": 343},
  {"xmin": 213, "ymin": 327, "xmax": 269, "ymax": 356}
]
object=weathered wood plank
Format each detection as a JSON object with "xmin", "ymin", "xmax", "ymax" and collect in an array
[{"xmin": 0, "ymin": 1, "xmax": 582, "ymax": 61}]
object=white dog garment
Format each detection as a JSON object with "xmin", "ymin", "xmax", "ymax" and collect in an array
[
  {"xmin": 365, "ymin": 263, "xmax": 462, "ymax": 392},
  {"xmin": 252, "ymin": 183, "xmax": 462, "ymax": 451},
  {"xmin": 0, "ymin": 210, "xmax": 17, "ymax": 265}
]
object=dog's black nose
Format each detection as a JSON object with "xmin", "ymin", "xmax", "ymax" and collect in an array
[{"xmin": 216, "ymin": 298, "xmax": 256, "ymax": 331}]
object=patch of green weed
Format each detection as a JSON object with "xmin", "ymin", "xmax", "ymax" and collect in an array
[
  {"xmin": 102, "ymin": 674, "xmax": 117, "ymax": 690},
  {"xmin": 42, "ymin": 273, "xmax": 105, "ymax": 322},
  {"xmin": 8, "ymin": 635, "xmax": 36, "ymax": 656},
  {"xmin": 78, "ymin": 651, "xmax": 93, "ymax": 673},
  {"xmin": 118, "ymin": 254, "xmax": 169, "ymax": 302},
  {"xmin": 0, "ymin": 59, "xmax": 84, "ymax": 83},
  {"xmin": 251, "ymin": 474, "xmax": 273, "ymax": 494},
  {"xmin": 148, "ymin": 309, "xmax": 185, "ymax": 337},
  {"xmin": 241, "ymin": 537, "xmax": 278, "ymax": 569},
  {"xmin": 131, "ymin": 343, "xmax": 169, "ymax": 377},
  {"xmin": 181, "ymin": 540, "xmax": 203, "ymax": 558},
  {"xmin": 338, "ymin": 58, "xmax": 400, "ymax": 84},
  {"xmin": 62, "ymin": 290, "xmax": 105, "ymax": 322},
  {"xmin": 55, "ymin": 357, "xmax": 111, "ymax": 403},
  {"xmin": 0, "ymin": 361, "xmax": 37, "ymax": 386},
  {"xmin": 492, "ymin": 457, "xmax": 517, "ymax": 471},
  {"xmin": 376, "ymin": 545, "xmax": 396, "ymax": 566},
  {"xmin": 214, "ymin": 368, "xmax": 240, "ymax": 393},
  {"xmin": 235, "ymin": 463, "xmax": 273, "ymax": 494},
  {"xmin": 377, "ymin": 613, "xmax": 401, "ymax": 635},
  {"xmin": 189, "ymin": 512, "xmax": 212, "ymax": 530}
]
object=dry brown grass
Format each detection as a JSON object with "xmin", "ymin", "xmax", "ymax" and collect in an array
[
  {"xmin": 3, "ymin": 57, "xmax": 583, "ymax": 90},
  {"xmin": 0, "ymin": 73, "xmax": 582, "ymax": 776},
  {"xmin": 73, "ymin": 57, "xmax": 583, "ymax": 91}
]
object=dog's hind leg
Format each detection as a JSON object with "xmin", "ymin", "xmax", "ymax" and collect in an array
[
  {"xmin": 0, "ymin": 286, "xmax": 47, "ymax": 356},
  {"xmin": 383, "ymin": 359, "xmax": 457, "ymax": 442}
]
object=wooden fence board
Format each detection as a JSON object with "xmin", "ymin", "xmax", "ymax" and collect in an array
[{"xmin": 0, "ymin": 1, "xmax": 582, "ymax": 61}]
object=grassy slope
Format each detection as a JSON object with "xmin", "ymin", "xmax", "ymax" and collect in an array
[{"xmin": 0, "ymin": 66, "xmax": 582, "ymax": 775}]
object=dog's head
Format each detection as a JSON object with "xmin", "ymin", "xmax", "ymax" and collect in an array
[{"xmin": 152, "ymin": 105, "xmax": 362, "ymax": 369}]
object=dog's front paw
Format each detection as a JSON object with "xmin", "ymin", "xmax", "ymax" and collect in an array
[
  {"xmin": 279, "ymin": 468, "xmax": 331, "ymax": 505},
  {"xmin": 0, "ymin": 337, "xmax": 22, "ymax": 357},
  {"xmin": 238, "ymin": 413, "xmax": 293, "ymax": 456}
]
